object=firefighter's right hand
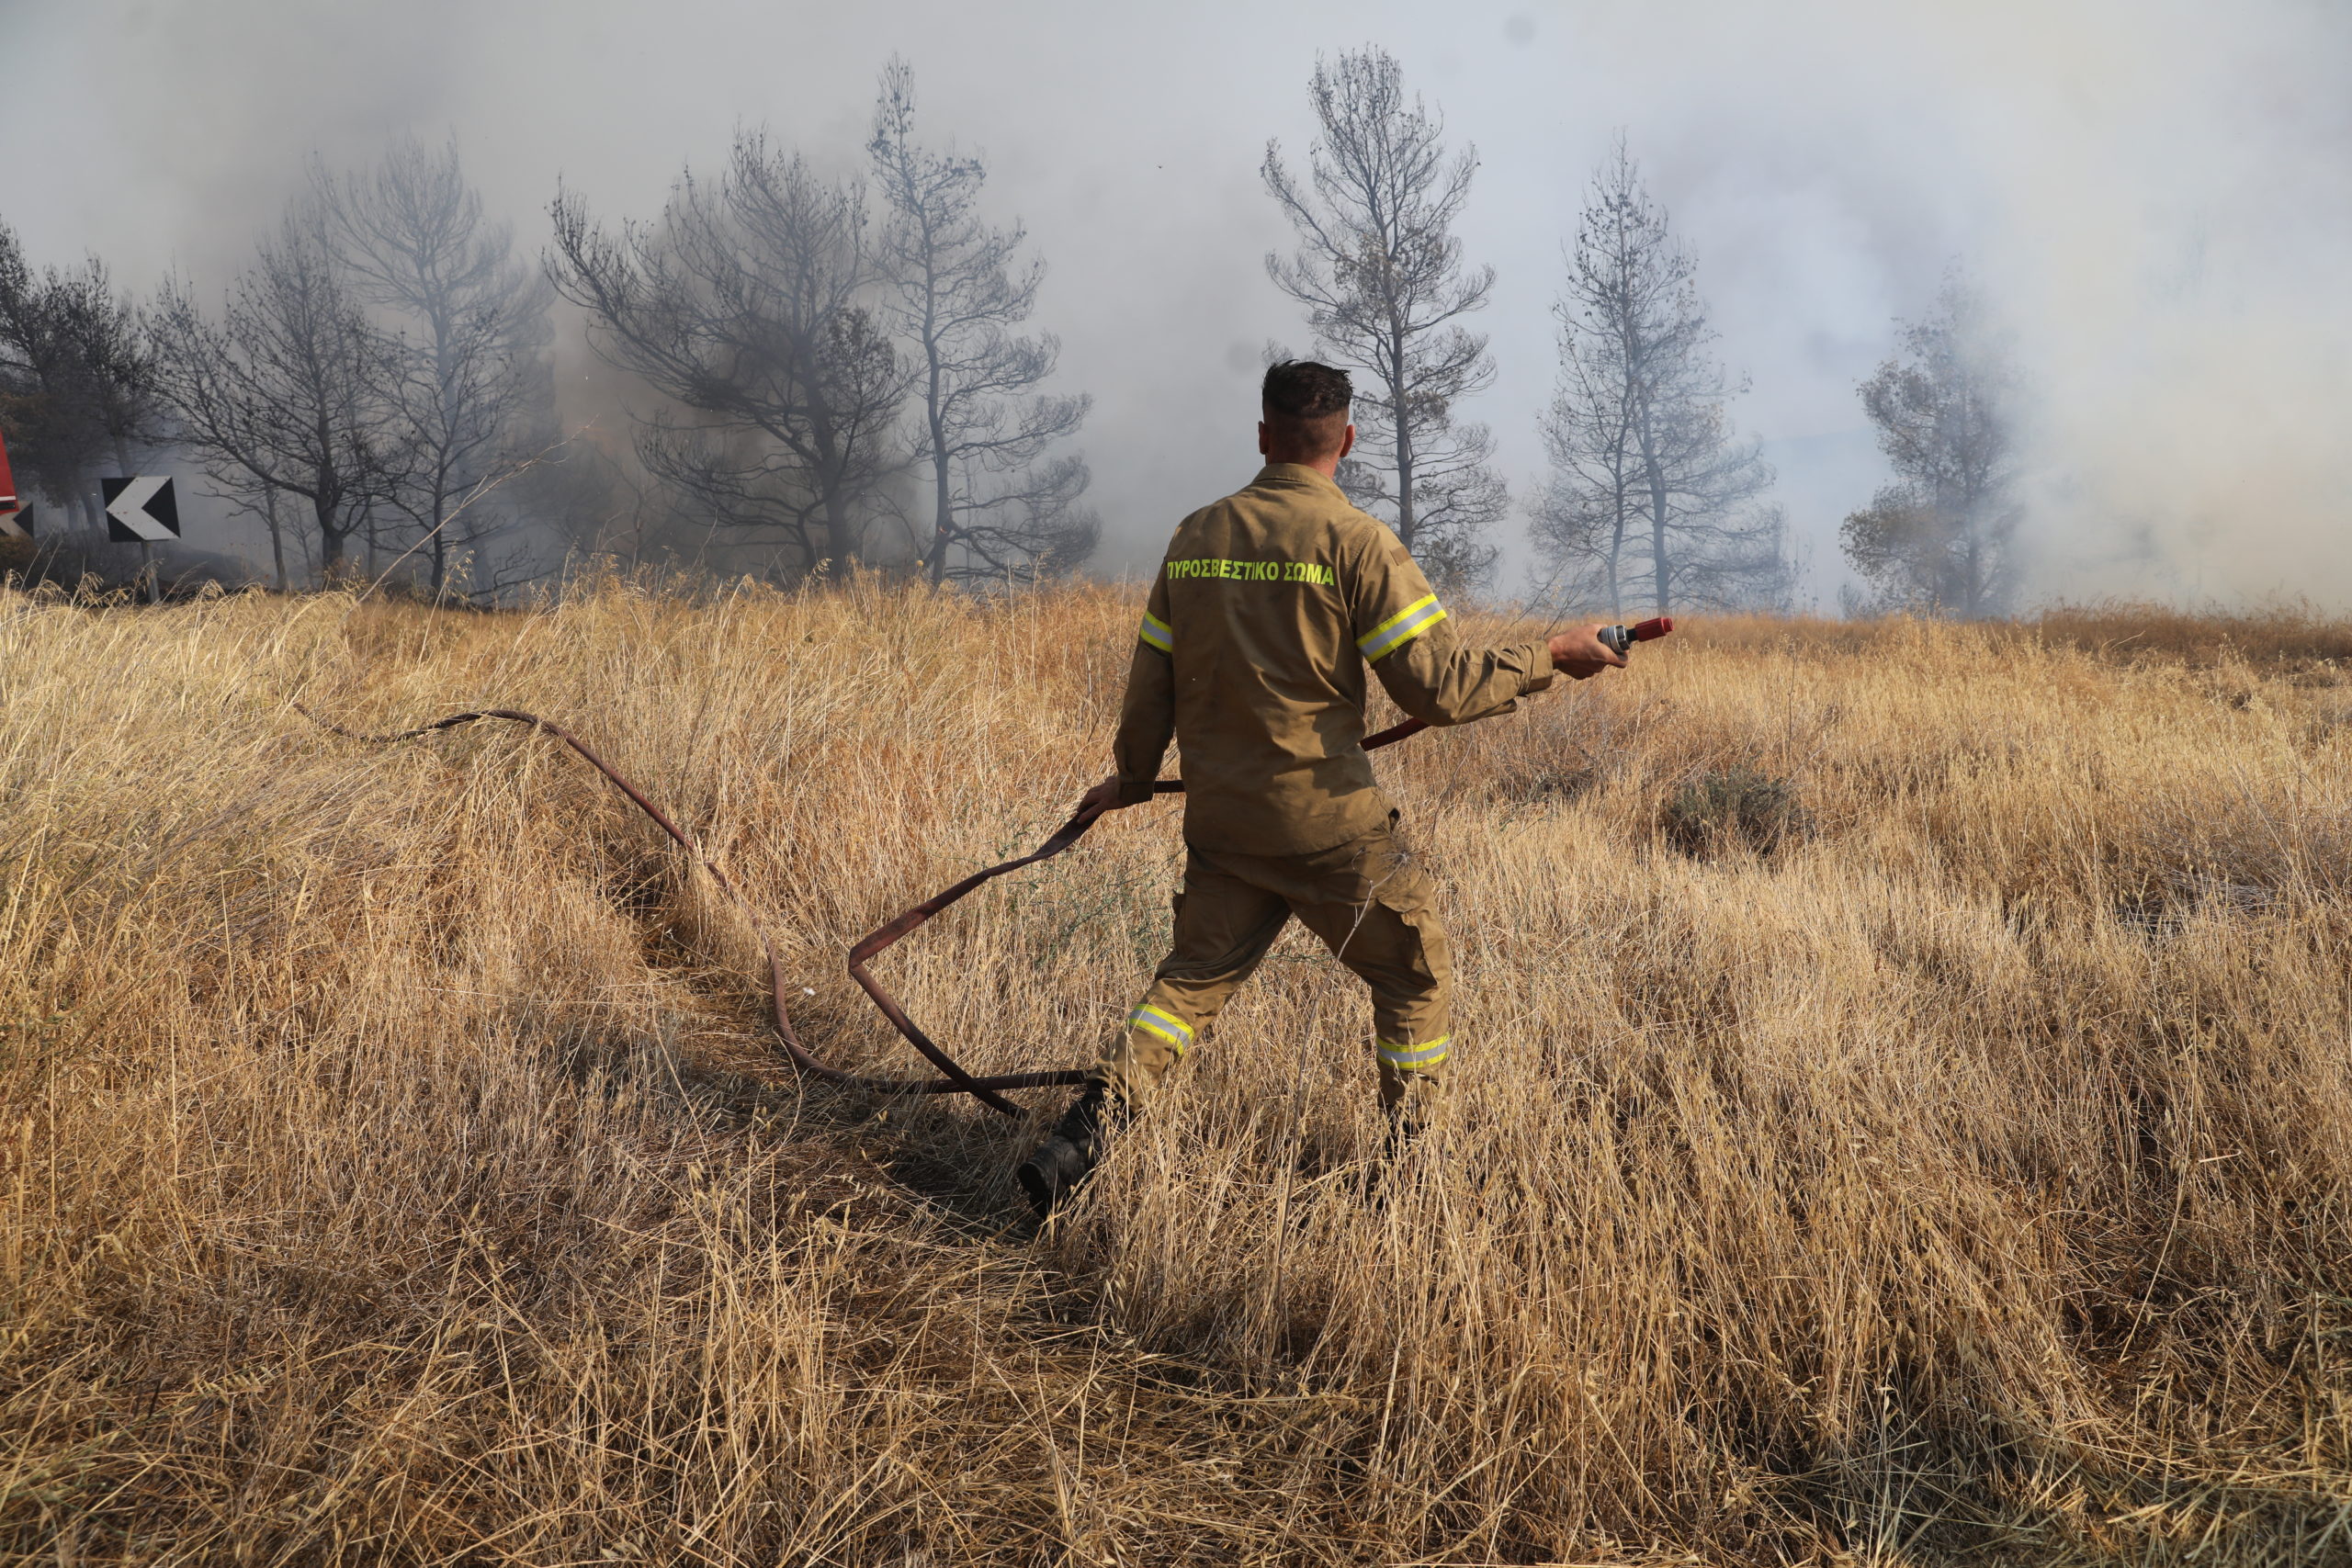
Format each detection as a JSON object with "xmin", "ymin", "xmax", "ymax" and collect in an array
[
  {"xmin": 1547, "ymin": 625, "xmax": 1629, "ymax": 680},
  {"xmin": 1079, "ymin": 775, "xmax": 1130, "ymax": 815}
]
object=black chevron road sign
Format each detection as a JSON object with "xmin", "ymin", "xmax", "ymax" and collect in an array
[{"xmin": 103, "ymin": 476, "xmax": 180, "ymax": 543}]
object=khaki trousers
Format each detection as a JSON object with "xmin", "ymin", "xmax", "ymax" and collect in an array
[{"xmin": 1090, "ymin": 820, "xmax": 1453, "ymax": 1113}]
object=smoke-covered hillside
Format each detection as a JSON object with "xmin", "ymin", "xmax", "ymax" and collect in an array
[{"xmin": 5, "ymin": 0, "xmax": 2348, "ymax": 607}]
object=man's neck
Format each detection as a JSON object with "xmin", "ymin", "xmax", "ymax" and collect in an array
[{"xmin": 1262, "ymin": 455, "xmax": 1342, "ymax": 479}]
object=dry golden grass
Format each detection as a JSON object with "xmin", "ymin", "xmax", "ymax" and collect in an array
[{"xmin": 4, "ymin": 575, "xmax": 2351, "ymax": 1565}]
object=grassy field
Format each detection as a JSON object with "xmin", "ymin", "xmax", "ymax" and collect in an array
[{"xmin": 4, "ymin": 575, "xmax": 2350, "ymax": 1565}]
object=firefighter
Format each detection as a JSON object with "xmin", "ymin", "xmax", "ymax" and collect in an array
[{"xmin": 1016, "ymin": 360, "xmax": 1626, "ymax": 1216}]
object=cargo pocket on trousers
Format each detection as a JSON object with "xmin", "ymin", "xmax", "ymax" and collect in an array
[{"xmin": 1373, "ymin": 886, "xmax": 1449, "ymax": 989}]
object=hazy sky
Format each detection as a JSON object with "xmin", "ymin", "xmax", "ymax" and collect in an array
[{"xmin": 5, "ymin": 0, "xmax": 2347, "ymax": 604}]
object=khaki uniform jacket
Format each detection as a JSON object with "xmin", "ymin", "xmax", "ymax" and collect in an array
[{"xmin": 1113, "ymin": 464, "xmax": 1555, "ymax": 856}]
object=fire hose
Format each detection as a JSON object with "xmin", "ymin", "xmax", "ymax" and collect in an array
[{"xmin": 298, "ymin": 616, "xmax": 1670, "ymax": 1119}]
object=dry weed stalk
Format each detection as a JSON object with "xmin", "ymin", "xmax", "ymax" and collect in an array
[{"xmin": 0, "ymin": 578, "xmax": 2347, "ymax": 1563}]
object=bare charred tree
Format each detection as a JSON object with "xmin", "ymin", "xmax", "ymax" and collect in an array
[
  {"xmin": 868, "ymin": 60, "xmax": 1096, "ymax": 584},
  {"xmin": 548, "ymin": 131, "xmax": 905, "ymax": 578},
  {"xmin": 1532, "ymin": 139, "xmax": 1785, "ymax": 615},
  {"xmin": 1841, "ymin": 270, "xmax": 2019, "ymax": 617},
  {"xmin": 318, "ymin": 138, "xmax": 556, "ymax": 595},
  {"xmin": 152, "ymin": 198, "xmax": 396, "ymax": 580},
  {"xmin": 1263, "ymin": 47, "xmax": 1504, "ymax": 590},
  {"xmin": 0, "ymin": 224, "xmax": 164, "ymax": 535}
]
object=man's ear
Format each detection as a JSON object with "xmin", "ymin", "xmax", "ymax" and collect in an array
[
  {"xmin": 1258, "ymin": 421, "xmax": 1272, "ymax": 457},
  {"xmin": 1337, "ymin": 423, "xmax": 1355, "ymax": 462}
]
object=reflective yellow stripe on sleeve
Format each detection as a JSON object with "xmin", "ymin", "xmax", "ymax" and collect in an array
[
  {"xmin": 1138, "ymin": 611, "xmax": 1172, "ymax": 654},
  {"xmin": 1375, "ymin": 1035, "xmax": 1451, "ymax": 1071},
  {"xmin": 1128, "ymin": 1004, "xmax": 1193, "ymax": 1055},
  {"xmin": 1357, "ymin": 593, "xmax": 1446, "ymax": 661}
]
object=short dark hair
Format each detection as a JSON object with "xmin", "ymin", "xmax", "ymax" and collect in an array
[
  {"xmin": 1261, "ymin": 360, "xmax": 1352, "ymax": 422},
  {"xmin": 1261, "ymin": 361, "xmax": 1351, "ymax": 458}
]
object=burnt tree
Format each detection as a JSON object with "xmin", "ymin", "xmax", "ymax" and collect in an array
[
  {"xmin": 1841, "ymin": 271, "xmax": 2019, "ymax": 617},
  {"xmin": 870, "ymin": 59, "xmax": 1095, "ymax": 584},
  {"xmin": 0, "ymin": 225, "xmax": 164, "ymax": 535},
  {"xmin": 1532, "ymin": 138, "xmax": 1785, "ymax": 615},
  {"xmin": 1263, "ymin": 47, "xmax": 1505, "ymax": 590},
  {"xmin": 549, "ymin": 131, "xmax": 904, "ymax": 578},
  {"xmin": 152, "ymin": 198, "xmax": 396, "ymax": 579},
  {"xmin": 320, "ymin": 138, "xmax": 555, "ymax": 594}
]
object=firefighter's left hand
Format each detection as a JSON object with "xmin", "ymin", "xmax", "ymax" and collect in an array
[
  {"xmin": 1548, "ymin": 625, "xmax": 1628, "ymax": 680},
  {"xmin": 1079, "ymin": 775, "xmax": 1129, "ymax": 815}
]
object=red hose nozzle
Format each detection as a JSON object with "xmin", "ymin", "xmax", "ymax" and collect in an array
[{"xmin": 1597, "ymin": 616, "xmax": 1675, "ymax": 656}]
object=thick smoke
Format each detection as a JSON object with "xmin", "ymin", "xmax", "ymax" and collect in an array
[{"xmin": 3, "ymin": 0, "xmax": 2346, "ymax": 604}]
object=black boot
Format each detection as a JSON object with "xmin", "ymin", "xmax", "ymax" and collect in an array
[
  {"xmin": 1017, "ymin": 1083, "xmax": 1117, "ymax": 1217},
  {"xmin": 1382, "ymin": 1104, "xmax": 1427, "ymax": 1161}
]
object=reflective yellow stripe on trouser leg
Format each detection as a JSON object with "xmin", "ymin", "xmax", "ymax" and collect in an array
[
  {"xmin": 1376, "ymin": 1035, "xmax": 1450, "ymax": 1072},
  {"xmin": 1128, "ymin": 1003, "xmax": 1194, "ymax": 1056},
  {"xmin": 1375, "ymin": 1033, "xmax": 1451, "ymax": 1111},
  {"xmin": 1087, "ymin": 999, "xmax": 1197, "ymax": 1104}
]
